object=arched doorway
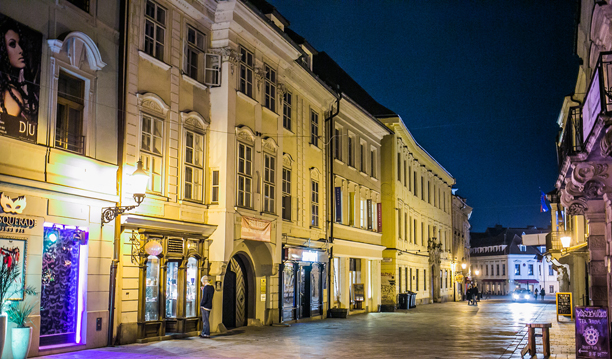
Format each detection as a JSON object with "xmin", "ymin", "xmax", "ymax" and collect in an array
[{"xmin": 223, "ymin": 254, "xmax": 253, "ymax": 329}]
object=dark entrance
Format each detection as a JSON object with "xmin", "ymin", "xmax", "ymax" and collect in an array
[
  {"xmin": 223, "ymin": 256, "xmax": 249, "ymax": 329},
  {"xmin": 299, "ymin": 265, "xmax": 311, "ymax": 318}
]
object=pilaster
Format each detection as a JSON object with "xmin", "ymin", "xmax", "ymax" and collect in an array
[{"xmin": 586, "ymin": 210, "xmax": 607, "ymax": 307}]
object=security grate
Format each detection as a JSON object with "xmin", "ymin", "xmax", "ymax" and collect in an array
[{"xmin": 167, "ymin": 239, "xmax": 184, "ymax": 254}]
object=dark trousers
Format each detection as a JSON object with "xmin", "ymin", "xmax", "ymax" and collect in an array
[{"xmin": 201, "ymin": 307, "xmax": 211, "ymax": 336}]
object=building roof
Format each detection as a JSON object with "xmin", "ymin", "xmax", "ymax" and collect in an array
[{"xmin": 470, "ymin": 225, "xmax": 548, "ymax": 258}]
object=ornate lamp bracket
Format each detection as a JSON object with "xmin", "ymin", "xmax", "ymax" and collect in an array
[
  {"xmin": 129, "ymin": 230, "xmax": 147, "ymax": 265},
  {"xmin": 101, "ymin": 193, "xmax": 145, "ymax": 226}
]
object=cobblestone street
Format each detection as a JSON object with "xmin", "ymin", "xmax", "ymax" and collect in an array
[{"xmin": 39, "ymin": 299, "xmax": 575, "ymax": 359}]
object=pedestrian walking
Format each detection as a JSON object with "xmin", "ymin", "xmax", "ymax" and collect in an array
[
  {"xmin": 533, "ymin": 288, "xmax": 538, "ymax": 299},
  {"xmin": 200, "ymin": 276, "xmax": 214, "ymax": 338},
  {"xmin": 540, "ymin": 287, "xmax": 545, "ymax": 301}
]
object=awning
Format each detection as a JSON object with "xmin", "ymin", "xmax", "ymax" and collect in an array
[{"xmin": 514, "ymin": 279, "xmax": 539, "ymax": 284}]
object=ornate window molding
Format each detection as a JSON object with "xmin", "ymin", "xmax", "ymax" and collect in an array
[
  {"xmin": 262, "ymin": 136, "xmax": 278, "ymax": 154},
  {"xmin": 180, "ymin": 111, "xmax": 209, "ymax": 133},
  {"xmin": 48, "ymin": 32, "xmax": 107, "ymax": 71},
  {"xmin": 236, "ymin": 125, "xmax": 256, "ymax": 145},
  {"xmin": 137, "ymin": 93, "xmax": 170, "ymax": 117},
  {"xmin": 310, "ymin": 167, "xmax": 321, "ymax": 181},
  {"xmin": 283, "ymin": 153, "xmax": 294, "ymax": 168}
]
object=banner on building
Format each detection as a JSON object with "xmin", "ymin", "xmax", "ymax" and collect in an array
[
  {"xmin": 366, "ymin": 199, "xmax": 372, "ymax": 229},
  {"xmin": 335, "ymin": 187, "xmax": 341, "ymax": 223},
  {"xmin": 241, "ymin": 216, "xmax": 271, "ymax": 242},
  {"xmin": 0, "ymin": 13, "xmax": 42, "ymax": 143},
  {"xmin": 575, "ymin": 306, "xmax": 609, "ymax": 359}
]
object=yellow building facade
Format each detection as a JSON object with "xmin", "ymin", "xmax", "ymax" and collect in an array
[{"xmin": 379, "ymin": 117, "xmax": 455, "ymax": 308}]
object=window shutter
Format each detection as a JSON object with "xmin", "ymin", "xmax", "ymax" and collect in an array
[
  {"xmin": 204, "ymin": 53, "xmax": 221, "ymax": 86},
  {"xmin": 283, "ymin": 195, "xmax": 291, "ymax": 221}
]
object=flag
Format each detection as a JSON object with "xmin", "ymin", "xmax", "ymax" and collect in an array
[{"xmin": 540, "ymin": 190, "xmax": 549, "ymax": 213}]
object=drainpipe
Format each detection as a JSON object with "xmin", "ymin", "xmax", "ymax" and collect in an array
[
  {"xmin": 325, "ymin": 90, "xmax": 341, "ymax": 313},
  {"xmin": 108, "ymin": 0, "xmax": 129, "ymax": 346}
]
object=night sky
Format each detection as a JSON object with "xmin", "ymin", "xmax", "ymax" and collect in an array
[{"xmin": 266, "ymin": 0, "xmax": 581, "ymax": 232}]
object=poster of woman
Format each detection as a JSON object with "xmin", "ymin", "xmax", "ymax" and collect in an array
[{"xmin": 0, "ymin": 13, "xmax": 41, "ymax": 143}]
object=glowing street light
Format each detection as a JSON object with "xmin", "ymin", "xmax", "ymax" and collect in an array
[
  {"xmin": 474, "ymin": 269, "xmax": 480, "ymax": 276},
  {"xmin": 560, "ymin": 236, "xmax": 571, "ymax": 249},
  {"xmin": 461, "ymin": 263, "xmax": 467, "ymax": 270}
]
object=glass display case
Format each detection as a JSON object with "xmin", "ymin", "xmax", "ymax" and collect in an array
[
  {"xmin": 282, "ymin": 263, "xmax": 296, "ymax": 321},
  {"xmin": 311, "ymin": 264, "xmax": 321, "ymax": 315},
  {"xmin": 166, "ymin": 261, "xmax": 178, "ymax": 318},
  {"xmin": 145, "ymin": 255, "xmax": 160, "ymax": 321},
  {"xmin": 185, "ymin": 257, "xmax": 198, "ymax": 317}
]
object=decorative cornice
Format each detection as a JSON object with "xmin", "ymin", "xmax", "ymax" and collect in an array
[
  {"xmin": 137, "ymin": 93, "xmax": 170, "ymax": 116},
  {"xmin": 47, "ymin": 31, "xmax": 107, "ymax": 71},
  {"xmin": 236, "ymin": 125, "xmax": 256, "ymax": 145},
  {"xmin": 262, "ymin": 137, "xmax": 278, "ymax": 153}
]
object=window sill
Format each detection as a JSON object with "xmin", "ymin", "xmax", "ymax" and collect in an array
[
  {"xmin": 182, "ymin": 73, "xmax": 208, "ymax": 91},
  {"xmin": 262, "ymin": 106, "xmax": 279, "ymax": 117},
  {"xmin": 334, "ymin": 158, "xmax": 344, "ymax": 166},
  {"xmin": 370, "ymin": 176, "xmax": 378, "ymax": 182},
  {"xmin": 360, "ymin": 171, "xmax": 368, "ymax": 177},
  {"xmin": 347, "ymin": 165, "xmax": 357, "ymax": 172},
  {"xmin": 236, "ymin": 90, "xmax": 259, "ymax": 106},
  {"xmin": 283, "ymin": 126, "xmax": 294, "ymax": 134},
  {"xmin": 309, "ymin": 143, "xmax": 321, "ymax": 152},
  {"xmin": 139, "ymin": 50, "xmax": 171, "ymax": 71},
  {"xmin": 144, "ymin": 192, "xmax": 171, "ymax": 202}
]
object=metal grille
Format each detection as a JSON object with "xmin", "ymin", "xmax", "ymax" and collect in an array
[{"xmin": 167, "ymin": 239, "xmax": 183, "ymax": 254}]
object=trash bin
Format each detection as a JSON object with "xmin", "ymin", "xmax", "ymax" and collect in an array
[
  {"xmin": 398, "ymin": 293, "xmax": 409, "ymax": 309},
  {"xmin": 407, "ymin": 291, "xmax": 417, "ymax": 308}
]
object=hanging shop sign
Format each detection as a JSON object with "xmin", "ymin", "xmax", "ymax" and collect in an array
[
  {"xmin": 334, "ymin": 187, "xmax": 341, "ymax": 223},
  {"xmin": 0, "ymin": 13, "xmax": 42, "ymax": 143},
  {"xmin": 283, "ymin": 247, "xmax": 326, "ymax": 263},
  {"xmin": 377, "ymin": 203, "xmax": 382, "ymax": 232},
  {"xmin": 0, "ymin": 193, "xmax": 37, "ymax": 235},
  {"xmin": 455, "ymin": 274, "xmax": 464, "ymax": 283},
  {"xmin": 241, "ymin": 216, "xmax": 271, "ymax": 242},
  {"xmin": 575, "ymin": 306, "xmax": 609, "ymax": 359}
]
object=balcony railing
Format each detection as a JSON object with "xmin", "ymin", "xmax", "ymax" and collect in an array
[
  {"xmin": 55, "ymin": 131, "xmax": 85, "ymax": 155},
  {"xmin": 557, "ymin": 106, "xmax": 583, "ymax": 168}
]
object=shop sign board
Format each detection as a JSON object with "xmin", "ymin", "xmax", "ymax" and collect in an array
[
  {"xmin": 334, "ymin": 187, "xmax": 341, "ymax": 223},
  {"xmin": 284, "ymin": 247, "xmax": 326, "ymax": 263},
  {"xmin": 583, "ymin": 68, "xmax": 602, "ymax": 142},
  {"xmin": 575, "ymin": 306, "xmax": 609, "ymax": 359},
  {"xmin": 556, "ymin": 292, "xmax": 573, "ymax": 321},
  {"xmin": 0, "ymin": 13, "xmax": 42, "ymax": 143},
  {"xmin": 0, "ymin": 193, "xmax": 38, "ymax": 235},
  {"xmin": 241, "ymin": 216, "xmax": 271, "ymax": 242}
]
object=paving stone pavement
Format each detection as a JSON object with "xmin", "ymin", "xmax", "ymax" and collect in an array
[{"xmin": 39, "ymin": 299, "xmax": 576, "ymax": 359}]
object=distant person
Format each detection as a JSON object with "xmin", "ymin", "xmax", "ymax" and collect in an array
[
  {"xmin": 540, "ymin": 288, "xmax": 545, "ymax": 301},
  {"xmin": 200, "ymin": 276, "xmax": 214, "ymax": 338},
  {"xmin": 534, "ymin": 289, "xmax": 538, "ymax": 299}
]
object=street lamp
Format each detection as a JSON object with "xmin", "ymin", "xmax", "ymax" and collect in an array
[
  {"xmin": 474, "ymin": 269, "xmax": 480, "ymax": 276},
  {"xmin": 461, "ymin": 263, "xmax": 467, "ymax": 270},
  {"xmin": 101, "ymin": 160, "xmax": 149, "ymax": 226},
  {"xmin": 560, "ymin": 236, "xmax": 571, "ymax": 249}
]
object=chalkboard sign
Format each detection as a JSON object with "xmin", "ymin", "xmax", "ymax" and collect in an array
[
  {"xmin": 556, "ymin": 292, "xmax": 573, "ymax": 321},
  {"xmin": 353, "ymin": 283, "xmax": 365, "ymax": 302},
  {"xmin": 575, "ymin": 307, "xmax": 609, "ymax": 358}
]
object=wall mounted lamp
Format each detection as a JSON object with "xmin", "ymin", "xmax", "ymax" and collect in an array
[
  {"xmin": 101, "ymin": 160, "xmax": 149, "ymax": 226},
  {"xmin": 560, "ymin": 236, "xmax": 571, "ymax": 249},
  {"xmin": 461, "ymin": 263, "xmax": 467, "ymax": 270}
]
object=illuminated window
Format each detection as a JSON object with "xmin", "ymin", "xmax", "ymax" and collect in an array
[
  {"xmin": 237, "ymin": 142, "xmax": 253, "ymax": 208},
  {"xmin": 184, "ymin": 130, "xmax": 204, "ymax": 201},
  {"xmin": 141, "ymin": 115, "xmax": 163, "ymax": 193},
  {"xmin": 263, "ymin": 153, "xmax": 276, "ymax": 213},
  {"xmin": 56, "ymin": 72, "xmax": 85, "ymax": 154}
]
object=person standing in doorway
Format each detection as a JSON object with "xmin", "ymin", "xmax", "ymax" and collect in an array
[{"xmin": 200, "ymin": 276, "xmax": 214, "ymax": 338}]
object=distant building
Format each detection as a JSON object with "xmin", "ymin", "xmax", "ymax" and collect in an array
[
  {"xmin": 451, "ymin": 194, "xmax": 472, "ymax": 301},
  {"xmin": 470, "ymin": 226, "xmax": 559, "ymax": 296}
]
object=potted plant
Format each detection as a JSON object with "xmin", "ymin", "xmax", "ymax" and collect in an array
[
  {"xmin": 7, "ymin": 300, "xmax": 35, "ymax": 359},
  {"xmin": 0, "ymin": 259, "xmax": 36, "ymax": 357}
]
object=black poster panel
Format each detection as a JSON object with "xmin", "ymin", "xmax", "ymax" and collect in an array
[{"xmin": 0, "ymin": 14, "xmax": 42, "ymax": 143}]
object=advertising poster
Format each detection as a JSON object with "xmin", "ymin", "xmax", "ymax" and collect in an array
[
  {"xmin": 0, "ymin": 13, "xmax": 41, "ymax": 143},
  {"xmin": 575, "ymin": 307, "xmax": 610, "ymax": 359},
  {"xmin": 0, "ymin": 238, "xmax": 26, "ymax": 300},
  {"xmin": 241, "ymin": 216, "xmax": 271, "ymax": 242}
]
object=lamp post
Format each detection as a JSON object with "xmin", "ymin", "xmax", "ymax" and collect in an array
[{"xmin": 101, "ymin": 160, "xmax": 149, "ymax": 225}]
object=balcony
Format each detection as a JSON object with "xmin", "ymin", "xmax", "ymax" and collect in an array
[
  {"xmin": 547, "ymin": 232, "xmax": 569, "ymax": 252},
  {"xmin": 556, "ymin": 106, "xmax": 583, "ymax": 168}
]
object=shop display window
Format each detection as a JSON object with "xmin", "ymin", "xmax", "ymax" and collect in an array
[
  {"xmin": 166, "ymin": 261, "xmax": 179, "ymax": 318},
  {"xmin": 145, "ymin": 255, "xmax": 160, "ymax": 321},
  {"xmin": 310, "ymin": 264, "xmax": 321, "ymax": 315},
  {"xmin": 186, "ymin": 257, "xmax": 198, "ymax": 317},
  {"xmin": 282, "ymin": 263, "xmax": 295, "ymax": 321},
  {"xmin": 40, "ymin": 225, "xmax": 87, "ymax": 346}
]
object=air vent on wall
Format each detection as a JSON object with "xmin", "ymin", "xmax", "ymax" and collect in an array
[{"xmin": 167, "ymin": 239, "xmax": 183, "ymax": 254}]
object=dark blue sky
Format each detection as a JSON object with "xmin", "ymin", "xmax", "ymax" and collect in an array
[{"xmin": 267, "ymin": 0, "xmax": 580, "ymax": 232}]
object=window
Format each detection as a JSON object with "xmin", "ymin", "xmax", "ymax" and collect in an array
[
  {"xmin": 421, "ymin": 176, "xmax": 424, "ymax": 200},
  {"xmin": 397, "ymin": 209, "xmax": 402, "ymax": 239},
  {"xmin": 360, "ymin": 144, "xmax": 365, "ymax": 172},
  {"xmin": 549, "ymin": 266, "xmax": 554, "ymax": 276},
  {"xmin": 282, "ymin": 168, "xmax": 291, "ymax": 220},
  {"xmin": 496, "ymin": 264, "xmax": 499, "ymax": 276},
  {"xmin": 283, "ymin": 93, "xmax": 292, "ymax": 130},
  {"xmin": 141, "ymin": 115, "xmax": 163, "ymax": 193},
  {"xmin": 408, "ymin": 166, "xmax": 412, "ymax": 191},
  {"xmin": 397, "ymin": 153, "xmax": 401, "ymax": 181},
  {"xmin": 414, "ymin": 172, "xmax": 418, "ymax": 197},
  {"xmin": 360, "ymin": 199, "xmax": 365, "ymax": 228},
  {"xmin": 56, "ymin": 72, "xmax": 85, "ymax": 154},
  {"xmin": 502, "ymin": 264, "xmax": 505, "ymax": 276},
  {"xmin": 421, "ymin": 222, "xmax": 424, "ymax": 246},
  {"xmin": 144, "ymin": 0, "xmax": 166, "ymax": 61},
  {"xmin": 367, "ymin": 199, "xmax": 373, "ymax": 230},
  {"xmin": 348, "ymin": 136, "xmax": 354, "ymax": 167},
  {"xmin": 399, "ymin": 268, "xmax": 402, "ymax": 293},
  {"xmin": 237, "ymin": 143, "xmax": 253, "ymax": 208},
  {"xmin": 410, "ymin": 268, "xmax": 413, "ymax": 291},
  {"xmin": 263, "ymin": 153, "xmax": 276, "ymax": 213},
  {"xmin": 370, "ymin": 149, "xmax": 375, "ymax": 178},
  {"xmin": 413, "ymin": 219, "xmax": 417, "ymax": 244},
  {"xmin": 485, "ymin": 265, "xmax": 488, "ymax": 276},
  {"xmin": 311, "ymin": 180, "xmax": 319, "ymax": 227},
  {"xmin": 185, "ymin": 26, "xmax": 206, "ymax": 81},
  {"xmin": 184, "ymin": 130, "xmax": 204, "ymax": 201},
  {"xmin": 334, "ymin": 128, "xmax": 341, "ymax": 160},
  {"xmin": 428, "ymin": 181, "xmax": 431, "ymax": 204},
  {"xmin": 519, "ymin": 245, "xmax": 527, "ymax": 252},
  {"xmin": 514, "ymin": 264, "xmax": 520, "ymax": 275},
  {"xmin": 424, "ymin": 269, "xmax": 426, "ymax": 291},
  {"xmin": 416, "ymin": 269, "xmax": 419, "ymax": 291},
  {"xmin": 404, "ymin": 213, "xmax": 408, "ymax": 241},
  {"xmin": 349, "ymin": 192, "xmax": 355, "ymax": 226},
  {"xmin": 404, "ymin": 160, "xmax": 407, "ymax": 187},
  {"xmin": 239, "ymin": 47, "xmax": 254, "ymax": 97},
  {"xmin": 549, "ymin": 285, "xmax": 554, "ymax": 294},
  {"xmin": 67, "ymin": 0, "xmax": 89, "ymax": 12},
  {"xmin": 528, "ymin": 264, "xmax": 534, "ymax": 276},
  {"xmin": 264, "ymin": 64, "xmax": 276, "ymax": 111},
  {"xmin": 144, "ymin": 256, "xmax": 160, "ymax": 321},
  {"xmin": 211, "ymin": 170, "xmax": 219, "ymax": 203},
  {"xmin": 310, "ymin": 110, "xmax": 319, "ymax": 146}
]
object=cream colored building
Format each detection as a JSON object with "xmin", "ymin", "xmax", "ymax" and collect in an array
[
  {"xmin": 0, "ymin": 0, "xmax": 120, "ymax": 356},
  {"xmin": 451, "ymin": 194, "xmax": 472, "ymax": 301},
  {"xmin": 379, "ymin": 117, "xmax": 455, "ymax": 308}
]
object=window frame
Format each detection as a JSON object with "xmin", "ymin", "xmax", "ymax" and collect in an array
[
  {"xmin": 264, "ymin": 64, "xmax": 277, "ymax": 112},
  {"xmin": 144, "ymin": 0, "xmax": 166, "ymax": 61},
  {"xmin": 263, "ymin": 152, "xmax": 276, "ymax": 213},
  {"xmin": 282, "ymin": 92, "xmax": 292, "ymax": 131},
  {"xmin": 183, "ymin": 129, "xmax": 205, "ymax": 202},
  {"xmin": 55, "ymin": 71, "xmax": 86, "ymax": 154},
  {"xmin": 140, "ymin": 114, "xmax": 165, "ymax": 194},
  {"xmin": 239, "ymin": 46, "xmax": 254, "ymax": 98},
  {"xmin": 282, "ymin": 168, "xmax": 291, "ymax": 221},
  {"xmin": 310, "ymin": 110, "xmax": 319, "ymax": 146},
  {"xmin": 237, "ymin": 142, "xmax": 253, "ymax": 208},
  {"xmin": 311, "ymin": 180, "xmax": 319, "ymax": 227},
  {"xmin": 211, "ymin": 169, "xmax": 220, "ymax": 203},
  {"xmin": 184, "ymin": 25, "xmax": 207, "ymax": 83}
]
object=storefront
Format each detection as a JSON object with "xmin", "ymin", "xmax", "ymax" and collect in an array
[
  {"xmin": 280, "ymin": 246, "xmax": 327, "ymax": 322},
  {"xmin": 121, "ymin": 216, "xmax": 216, "ymax": 342},
  {"xmin": 514, "ymin": 279, "xmax": 539, "ymax": 292},
  {"xmin": 482, "ymin": 279, "xmax": 507, "ymax": 296}
]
